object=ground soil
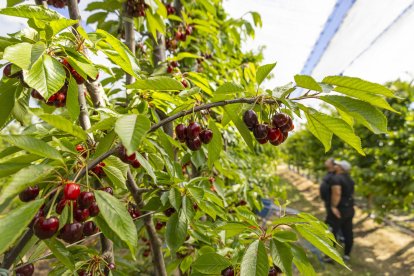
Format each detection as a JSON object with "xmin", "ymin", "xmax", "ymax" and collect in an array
[{"xmin": 277, "ymin": 165, "xmax": 414, "ymax": 276}]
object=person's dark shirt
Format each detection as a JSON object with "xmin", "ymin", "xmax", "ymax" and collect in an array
[
  {"xmin": 320, "ymin": 171, "xmax": 335, "ymax": 207},
  {"xmin": 331, "ymin": 173, "xmax": 355, "ymax": 209}
]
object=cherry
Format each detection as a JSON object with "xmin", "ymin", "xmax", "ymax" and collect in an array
[
  {"xmin": 268, "ymin": 266, "xmax": 282, "ymax": 276},
  {"xmin": 243, "ymin": 110, "xmax": 259, "ymax": 130},
  {"xmin": 181, "ymin": 79, "xmax": 189, "ymax": 88},
  {"xmin": 165, "ymin": 3, "xmax": 175, "ymax": 15},
  {"xmin": 199, "ymin": 129, "xmax": 213, "ymax": 144},
  {"xmin": 239, "ymin": 199, "xmax": 247, "ymax": 206},
  {"xmin": 91, "ymin": 162, "xmax": 106, "ymax": 177},
  {"xmin": 175, "ymin": 31, "xmax": 186, "ymax": 41},
  {"xmin": 31, "ymin": 90, "xmax": 44, "ymax": 101},
  {"xmin": 186, "ymin": 122, "xmax": 201, "ymax": 139},
  {"xmin": 99, "ymin": 186, "xmax": 113, "ymax": 195},
  {"xmin": 131, "ymin": 159, "xmax": 141, "ymax": 168},
  {"xmin": 193, "ymin": 203, "xmax": 198, "ymax": 210},
  {"xmin": 167, "ymin": 65, "xmax": 174, "ymax": 74},
  {"xmin": 83, "ymin": 221, "xmax": 99, "ymax": 236},
  {"xmin": 175, "ymin": 124, "xmax": 187, "ymax": 142},
  {"xmin": 46, "ymin": 94, "xmax": 57, "ymax": 106},
  {"xmin": 143, "ymin": 249, "xmax": 151, "ymax": 257},
  {"xmin": 170, "ymin": 61, "xmax": 178, "ymax": 67},
  {"xmin": 126, "ymin": 152, "xmax": 136, "ymax": 162},
  {"xmin": 75, "ymin": 144, "xmax": 85, "ymax": 152},
  {"xmin": 33, "ymin": 216, "xmax": 59, "ymax": 239},
  {"xmin": 155, "ymin": 221, "xmax": 165, "ymax": 230},
  {"xmin": 185, "ymin": 25, "xmax": 193, "ymax": 35},
  {"xmin": 186, "ymin": 137, "xmax": 202, "ymax": 151},
  {"xmin": 74, "ymin": 208, "xmax": 89, "ymax": 222},
  {"xmin": 3, "ymin": 63, "xmax": 20, "ymax": 78},
  {"xmin": 88, "ymin": 202, "xmax": 100, "ymax": 217},
  {"xmin": 15, "ymin": 263, "xmax": 34, "ymax": 276},
  {"xmin": 253, "ymin": 124, "xmax": 269, "ymax": 140},
  {"xmin": 29, "ymin": 208, "xmax": 44, "ymax": 228},
  {"xmin": 221, "ymin": 267, "xmax": 234, "ymax": 276},
  {"xmin": 64, "ymin": 182, "xmax": 80, "ymax": 200},
  {"xmin": 19, "ymin": 186, "xmax": 40, "ymax": 202},
  {"xmin": 257, "ymin": 137, "xmax": 268, "ymax": 144},
  {"xmin": 77, "ymin": 270, "xmax": 91, "ymax": 276},
  {"xmin": 77, "ymin": 192, "xmax": 95, "ymax": 209},
  {"xmin": 272, "ymin": 113, "xmax": 289, "ymax": 128},
  {"xmin": 56, "ymin": 199, "xmax": 70, "ymax": 214},
  {"xmin": 59, "ymin": 222, "xmax": 83, "ymax": 243},
  {"xmin": 267, "ymin": 128, "xmax": 282, "ymax": 143},
  {"xmin": 163, "ymin": 207, "xmax": 175, "ymax": 217},
  {"xmin": 128, "ymin": 205, "xmax": 141, "ymax": 219}
]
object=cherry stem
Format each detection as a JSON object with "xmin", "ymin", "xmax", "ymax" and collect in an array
[
  {"xmin": 70, "ymin": 201, "xmax": 74, "ymax": 224},
  {"xmin": 46, "ymin": 187, "xmax": 60, "ymax": 218}
]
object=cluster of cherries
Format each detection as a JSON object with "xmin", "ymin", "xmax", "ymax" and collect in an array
[
  {"xmin": 175, "ymin": 25, "xmax": 194, "ymax": 42},
  {"xmin": 167, "ymin": 60, "xmax": 179, "ymax": 74},
  {"xmin": 165, "ymin": 3, "xmax": 176, "ymax": 15},
  {"xmin": 126, "ymin": 0, "xmax": 148, "ymax": 17},
  {"xmin": 222, "ymin": 266, "xmax": 281, "ymax": 276},
  {"xmin": 75, "ymin": 144, "xmax": 106, "ymax": 177},
  {"xmin": 243, "ymin": 110, "xmax": 294, "ymax": 145},
  {"xmin": 117, "ymin": 146, "xmax": 141, "ymax": 168},
  {"xmin": 175, "ymin": 122, "xmax": 213, "ymax": 151},
  {"xmin": 46, "ymin": 0, "xmax": 80, "ymax": 9}
]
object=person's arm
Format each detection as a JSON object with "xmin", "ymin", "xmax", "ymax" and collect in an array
[{"xmin": 331, "ymin": 185, "xmax": 342, "ymax": 218}]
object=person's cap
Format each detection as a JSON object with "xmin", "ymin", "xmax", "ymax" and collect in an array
[{"xmin": 335, "ymin": 160, "xmax": 351, "ymax": 172}]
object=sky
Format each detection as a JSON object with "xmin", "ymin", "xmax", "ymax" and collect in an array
[{"xmin": 1, "ymin": 0, "xmax": 414, "ymax": 88}]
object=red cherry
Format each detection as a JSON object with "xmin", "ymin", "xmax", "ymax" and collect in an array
[
  {"xmin": 272, "ymin": 113, "xmax": 289, "ymax": 128},
  {"xmin": 243, "ymin": 110, "xmax": 259, "ymax": 130},
  {"xmin": 29, "ymin": 208, "xmax": 44, "ymax": 228},
  {"xmin": 77, "ymin": 192, "xmax": 95, "ymax": 209},
  {"xmin": 77, "ymin": 270, "xmax": 91, "ymax": 276},
  {"xmin": 170, "ymin": 61, "xmax": 178, "ymax": 67},
  {"xmin": 181, "ymin": 79, "xmax": 189, "ymax": 88},
  {"xmin": 31, "ymin": 90, "xmax": 44, "ymax": 100},
  {"xmin": 56, "ymin": 199, "xmax": 70, "ymax": 214},
  {"xmin": 64, "ymin": 183, "xmax": 80, "ymax": 200},
  {"xmin": 167, "ymin": 65, "xmax": 173, "ymax": 74},
  {"xmin": 33, "ymin": 216, "xmax": 59, "ymax": 239},
  {"xmin": 75, "ymin": 144, "xmax": 85, "ymax": 152},
  {"xmin": 19, "ymin": 186, "xmax": 40, "ymax": 202},
  {"xmin": 186, "ymin": 137, "xmax": 202, "ymax": 151},
  {"xmin": 185, "ymin": 25, "xmax": 193, "ymax": 35},
  {"xmin": 175, "ymin": 124, "xmax": 187, "ymax": 142},
  {"xmin": 59, "ymin": 222, "xmax": 83, "ymax": 243},
  {"xmin": 253, "ymin": 124, "xmax": 269, "ymax": 140},
  {"xmin": 163, "ymin": 207, "xmax": 175, "ymax": 217},
  {"xmin": 99, "ymin": 187, "xmax": 113, "ymax": 195},
  {"xmin": 88, "ymin": 202, "xmax": 100, "ymax": 217},
  {"xmin": 126, "ymin": 152, "xmax": 136, "ymax": 162},
  {"xmin": 155, "ymin": 221, "xmax": 164, "ymax": 230},
  {"xmin": 15, "ymin": 263, "xmax": 34, "ymax": 276},
  {"xmin": 281, "ymin": 131, "xmax": 289, "ymax": 142},
  {"xmin": 256, "ymin": 137, "xmax": 268, "ymax": 144},
  {"xmin": 267, "ymin": 128, "xmax": 282, "ymax": 142},
  {"xmin": 3, "ymin": 63, "xmax": 21, "ymax": 78},
  {"xmin": 83, "ymin": 221, "xmax": 99, "ymax": 236},
  {"xmin": 143, "ymin": 249, "xmax": 151, "ymax": 257},
  {"xmin": 221, "ymin": 267, "xmax": 234, "ymax": 276},
  {"xmin": 131, "ymin": 159, "xmax": 141, "ymax": 168},
  {"xmin": 74, "ymin": 208, "xmax": 89, "ymax": 222},
  {"xmin": 56, "ymin": 92, "xmax": 66, "ymax": 102},
  {"xmin": 199, "ymin": 129, "xmax": 213, "ymax": 144},
  {"xmin": 186, "ymin": 122, "xmax": 201, "ymax": 139}
]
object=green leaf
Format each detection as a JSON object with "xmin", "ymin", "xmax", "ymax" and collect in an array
[
  {"xmin": 165, "ymin": 211, "xmax": 188, "ymax": 252},
  {"xmin": 127, "ymin": 76, "xmax": 184, "ymax": 91},
  {"xmin": 291, "ymin": 244, "xmax": 316, "ymax": 276},
  {"xmin": 256, "ymin": 63, "xmax": 276, "ymax": 86},
  {"xmin": 66, "ymin": 76, "xmax": 80, "ymax": 121},
  {"xmin": 240, "ymin": 240, "xmax": 269, "ymax": 276},
  {"xmin": 322, "ymin": 75, "xmax": 396, "ymax": 98},
  {"xmin": 0, "ymin": 198, "xmax": 44, "ymax": 255},
  {"xmin": 25, "ymin": 54, "xmax": 66, "ymax": 99},
  {"xmin": 0, "ymin": 164, "xmax": 54, "ymax": 205},
  {"xmin": 320, "ymin": 95, "xmax": 387, "ymax": 134},
  {"xmin": 270, "ymin": 239, "xmax": 293, "ymax": 276},
  {"xmin": 0, "ymin": 79, "xmax": 18, "ymax": 129},
  {"xmin": 294, "ymin": 224, "xmax": 347, "ymax": 267},
  {"xmin": 304, "ymin": 108, "xmax": 364, "ymax": 155},
  {"xmin": 43, "ymin": 239, "xmax": 75, "ymax": 271},
  {"xmin": 294, "ymin": 75, "xmax": 322, "ymax": 92},
  {"xmin": 0, "ymin": 5, "xmax": 62, "ymax": 20},
  {"xmin": 39, "ymin": 114, "xmax": 87, "ymax": 140},
  {"xmin": 114, "ymin": 114, "xmax": 151, "ymax": 153},
  {"xmin": 224, "ymin": 104, "xmax": 254, "ymax": 151},
  {"xmin": 169, "ymin": 188, "xmax": 182, "ymax": 210},
  {"xmin": 65, "ymin": 50, "xmax": 98, "ymax": 80},
  {"xmin": 182, "ymin": 196, "xmax": 195, "ymax": 222},
  {"xmin": 3, "ymin": 42, "xmax": 33, "ymax": 70},
  {"xmin": 250, "ymin": 11, "xmax": 262, "ymax": 27},
  {"xmin": 207, "ymin": 120, "xmax": 222, "ymax": 169},
  {"xmin": 173, "ymin": 52, "xmax": 201, "ymax": 61},
  {"xmin": 180, "ymin": 255, "xmax": 193, "ymax": 273},
  {"xmin": 215, "ymin": 82, "xmax": 245, "ymax": 94},
  {"xmin": 192, "ymin": 252, "xmax": 231, "ymax": 274},
  {"xmin": 146, "ymin": 11, "xmax": 165, "ymax": 39},
  {"xmin": 48, "ymin": 18, "xmax": 78, "ymax": 35},
  {"xmin": 274, "ymin": 230, "xmax": 297, "ymax": 242},
  {"xmin": 2, "ymin": 135, "xmax": 63, "ymax": 161},
  {"xmin": 135, "ymin": 152, "xmax": 157, "ymax": 182},
  {"xmin": 94, "ymin": 190, "xmax": 138, "ymax": 257},
  {"xmin": 102, "ymin": 165, "xmax": 126, "ymax": 190}
]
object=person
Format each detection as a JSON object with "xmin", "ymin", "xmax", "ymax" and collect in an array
[
  {"xmin": 319, "ymin": 158, "xmax": 336, "ymax": 218},
  {"xmin": 327, "ymin": 160, "xmax": 355, "ymax": 262}
]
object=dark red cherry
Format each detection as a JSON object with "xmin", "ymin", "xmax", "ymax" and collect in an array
[
  {"xmin": 186, "ymin": 137, "xmax": 202, "ymax": 151},
  {"xmin": 59, "ymin": 222, "xmax": 83, "ymax": 243},
  {"xmin": 74, "ymin": 208, "xmax": 89, "ymax": 222},
  {"xmin": 15, "ymin": 263, "xmax": 34, "ymax": 276},
  {"xmin": 185, "ymin": 25, "xmax": 193, "ymax": 35},
  {"xmin": 56, "ymin": 199, "xmax": 70, "ymax": 214},
  {"xmin": 31, "ymin": 90, "xmax": 44, "ymax": 100},
  {"xmin": 243, "ymin": 110, "xmax": 259, "ymax": 130},
  {"xmin": 76, "ymin": 269, "xmax": 91, "ymax": 276},
  {"xmin": 126, "ymin": 152, "xmax": 136, "ymax": 162},
  {"xmin": 267, "ymin": 128, "xmax": 282, "ymax": 142},
  {"xmin": 256, "ymin": 137, "xmax": 268, "ymax": 144},
  {"xmin": 268, "ymin": 266, "xmax": 282, "ymax": 276},
  {"xmin": 170, "ymin": 61, "xmax": 178, "ymax": 67},
  {"xmin": 19, "ymin": 186, "xmax": 40, "ymax": 202},
  {"xmin": 175, "ymin": 124, "xmax": 187, "ymax": 142},
  {"xmin": 186, "ymin": 122, "xmax": 201, "ymax": 139},
  {"xmin": 33, "ymin": 216, "xmax": 59, "ymax": 239},
  {"xmin": 221, "ymin": 267, "xmax": 234, "ymax": 276},
  {"xmin": 131, "ymin": 159, "xmax": 141, "ymax": 168},
  {"xmin": 75, "ymin": 144, "xmax": 85, "ymax": 152},
  {"xmin": 155, "ymin": 221, "xmax": 164, "ymax": 230},
  {"xmin": 270, "ymin": 139, "xmax": 281, "ymax": 146},
  {"xmin": 88, "ymin": 202, "xmax": 100, "ymax": 217},
  {"xmin": 3, "ymin": 63, "xmax": 20, "ymax": 78},
  {"xmin": 29, "ymin": 208, "xmax": 44, "ymax": 228},
  {"xmin": 167, "ymin": 65, "xmax": 174, "ymax": 74},
  {"xmin": 99, "ymin": 187, "xmax": 113, "ymax": 195},
  {"xmin": 272, "ymin": 113, "xmax": 289, "ymax": 128},
  {"xmin": 77, "ymin": 192, "xmax": 95, "ymax": 209},
  {"xmin": 253, "ymin": 124, "xmax": 269, "ymax": 140},
  {"xmin": 143, "ymin": 249, "xmax": 151, "ymax": 257},
  {"xmin": 281, "ymin": 131, "xmax": 289, "ymax": 142},
  {"xmin": 199, "ymin": 129, "xmax": 213, "ymax": 144},
  {"xmin": 181, "ymin": 79, "xmax": 189, "ymax": 88},
  {"xmin": 83, "ymin": 221, "xmax": 99, "ymax": 236},
  {"xmin": 163, "ymin": 207, "xmax": 176, "ymax": 217},
  {"xmin": 64, "ymin": 182, "xmax": 80, "ymax": 200}
]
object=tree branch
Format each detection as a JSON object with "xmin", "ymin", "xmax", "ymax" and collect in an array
[
  {"xmin": 85, "ymin": 80, "xmax": 105, "ymax": 108},
  {"xmin": 126, "ymin": 170, "xmax": 167, "ymax": 276},
  {"xmin": 1, "ymin": 229, "xmax": 33, "ymax": 269},
  {"xmin": 123, "ymin": 3, "xmax": 135, "ymax": 87}
]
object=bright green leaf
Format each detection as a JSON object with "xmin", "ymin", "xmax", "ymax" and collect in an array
[
  {"xmin": 39, "ymin": 114, "xmax": 87, "ymax": 140},
  {"xmin": 43, "ymin": 239, "xmax": 75, "ymax": 271},
  {"xmin": 192, "ymin": 252, "xmax": 231, "ymax": 274},
  {"xmin": 0, "ymin": 5, "xmax": 62, "ymax": 20},
  {"xmin": 294, "ymin": 75, "xmax": 322, "ymax": 92},
  {"xmin": 256, "ymin": 63, "xmax": 276, "ymax": 86},
  {"xmin": 240, "ymin": 240, "xmax": 269, "ymax": 276},
  {"xmin": 270, "ymin": 239, "xmax": 293, "ymax": 276},
  {"xmin": 207, "ymin": 120, "xmax": 222, "ymax": 168},
  {"xmin": 3, "ymin": 42, "xmax": 33, "ymax": 70},
  {"xmin": 114, "ymin": 114, "xmax": 151, "ymax": 153},
  {"xmin": 127, "ymin": 76, "xmax": 184, "ymax": 91},
  {"xmin": 166, "ymin": 211, "xmax": 187, "ymax": 252}
]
